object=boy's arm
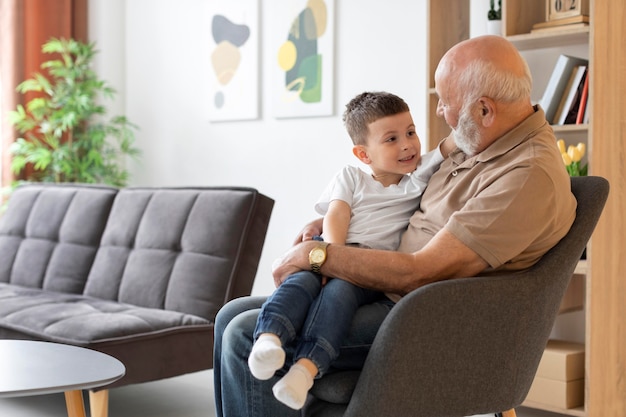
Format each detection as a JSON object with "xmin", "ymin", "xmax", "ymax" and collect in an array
[
  {"xmin": 322, "ymin": 199, "xmax": 351, "ymax": 245},
  {"xmin": 412, "ymin": 132, "xmax": 457, "ymax": 186},
  {"xmin": 439, "ymin": 131, "xmax": 456, "ymax": 157}
]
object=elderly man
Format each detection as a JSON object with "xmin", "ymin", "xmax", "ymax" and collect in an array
[{"xmin": 213, "ymin": 35, "xmax": 576, "ymax": 417}]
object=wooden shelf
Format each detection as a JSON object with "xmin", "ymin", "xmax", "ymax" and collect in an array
[
  {"xmin": 427, "ymin": 3, "xmax": 626, "ymax": 412},
  {"xmin": 574, "ymin": 260, "xmax": 587, "ymax": 276},
  {"xmin": 507, "ymin": 27, "xmax": 590, "ymax": 51},
  {"xmin": 521, "ymin": 402, "xmax": 585, "ymax": 417},
  {"xmin": 423, "ymin": 1, "xmax": 626, "ymax": 416},
  {"xmin": 552, "ymin": 124, "xmax": 589, "ymax": 134}
]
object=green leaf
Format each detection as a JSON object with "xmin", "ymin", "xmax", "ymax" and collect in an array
[
  {"xmin": 8, "ymin": 37, "xmax": 141, "ymax": 186},
  {"xmin": 16, "ymin": 79, "xmax": 43, "ymax": 93}
]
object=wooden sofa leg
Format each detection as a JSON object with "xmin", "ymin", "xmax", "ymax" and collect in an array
[
  {"xmin": 502, "ymin": 409, "xmax": 517, "ymax": 417},
  {"xmin": 89, "ymin": 389, "xmax": 110, "ymax": 417}
]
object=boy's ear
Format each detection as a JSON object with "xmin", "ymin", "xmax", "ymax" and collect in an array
[{"xmin": 353, "ymin": 145, "xmax": 371, "ymax": 164}]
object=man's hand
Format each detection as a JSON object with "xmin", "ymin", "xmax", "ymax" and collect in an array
[{"xmin": 272, "ymin": 240, "xmax": 317, "ymax": 287}]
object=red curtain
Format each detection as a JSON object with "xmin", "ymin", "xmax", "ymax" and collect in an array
[{"xmin": 0, "ymin": 0, "xmax": 87, "ymax": 187}]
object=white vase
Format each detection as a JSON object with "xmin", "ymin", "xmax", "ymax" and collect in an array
[{"xmin": 487, "ymin": 20, "xmax": 502, "ymax": 36}]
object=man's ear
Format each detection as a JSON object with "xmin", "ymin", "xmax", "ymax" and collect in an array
[
  {"xmin": 353, "ymin": 145, "xmax": 371, "ymax": 164},
  {"xmin": 478, "ymin": 97, "xmax": 496, "ymax": 127}
]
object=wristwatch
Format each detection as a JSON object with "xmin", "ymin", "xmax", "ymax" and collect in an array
[{"xmin": 309, "ymin": 241, "xmax": 330, "ymax": 274}]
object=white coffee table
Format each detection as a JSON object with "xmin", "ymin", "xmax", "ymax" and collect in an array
[{"xmin": 0, "ymin": 340, "xmax": 125, "ymax": 417}]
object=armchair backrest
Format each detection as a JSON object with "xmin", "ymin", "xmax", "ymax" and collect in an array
[{"xmin": 343, "ymin": 176, "xmax": 609, "ymax": 417}]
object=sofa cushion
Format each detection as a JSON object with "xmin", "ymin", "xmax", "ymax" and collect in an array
[
  {"xmin": 0, "ymin": 184, "xmax": 117, "ymax": 293},
  {"xmin": 0, "ymin": 282, "xmax": 215, "ymax": 387},
  {"xmin": 310, "ymin": 370, "xmax": 360, "ymax": 404},
  {"xmin": 83, "ymin": 187, "xmax": 273, "ymax": 322},
  {"xmin": 0, "ymin": 283, "xmax": 209, "ymax": 344}
]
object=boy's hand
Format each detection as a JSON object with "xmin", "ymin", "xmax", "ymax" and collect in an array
[
  {"xmin": 439, "ymin": 131, "xmax": 457, "ymax": 157},
  {"xmin": 292, "ymin": 218, "xmax": 323, "ymax": 245}
]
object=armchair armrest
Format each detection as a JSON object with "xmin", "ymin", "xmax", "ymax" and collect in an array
[{"xmin": 344, "ymin": 273, "xmax": 559, "ymax": 417}]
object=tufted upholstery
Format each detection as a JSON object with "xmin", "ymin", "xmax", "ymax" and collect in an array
[{"xmin": 0, "ymin": 183, "xmax": 274, "ymax": 389}]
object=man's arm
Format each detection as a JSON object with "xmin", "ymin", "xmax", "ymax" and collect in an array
[{"xmin": 274, "ymin": 227, "xmax": 488, "ymax": 294}]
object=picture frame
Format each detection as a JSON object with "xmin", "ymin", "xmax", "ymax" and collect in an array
[
  {"xmin": 207, "ymin": 0, "xmax": 260, "ymax": 122},
  {"xmin": 546, "ymin": 0, "xmax": 590, "ymax": 22},
  {"xmin": 269, "ymin": 0, "xmax": 335, "ymax": 119}
]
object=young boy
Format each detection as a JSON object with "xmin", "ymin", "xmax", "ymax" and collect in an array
[{"xmin": 248, "ymin": 91, "xmax": 453, "ymax": 410}]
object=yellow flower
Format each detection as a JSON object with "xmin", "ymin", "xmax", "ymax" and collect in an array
[
  {"xmin": 568, "ymin": 145, "xmax": 582, "ymax": 162},
  {"xmin": 558, "ymin": 140, "xmax": 588, "ymax": 177},
  {"xmin": 562, "ymin": 151, "xmax": 573, "ymax": 166}
]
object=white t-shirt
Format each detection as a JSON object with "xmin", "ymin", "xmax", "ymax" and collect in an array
[{"xmin": 315, "ymin": 149, "xmax": 444, "ymax": 251}]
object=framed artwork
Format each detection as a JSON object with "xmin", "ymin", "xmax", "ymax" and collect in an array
[
  {"xmin": 207, "ymin": 0, "xmax": 259, "ymax": 121},
  {"xmin": 270, "ymin": 0, "xmax": 335, "ymax": 119},
  {"xmin": 546, "ymin": 0, "xmax": 590, "ymax": 22}
]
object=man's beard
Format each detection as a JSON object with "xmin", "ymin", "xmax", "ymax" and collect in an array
[{"xmin": 453, "ymin": 105, "xmax": 482, "ymax": 156}]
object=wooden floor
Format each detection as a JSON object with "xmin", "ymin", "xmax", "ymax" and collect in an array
[
  {"xmin": 0, "ymin": 370, "xmax": 215, "ymax": 417},
  {"xmin": 0, "ymin": 368, "xmax": 571, "ymax": 417}
]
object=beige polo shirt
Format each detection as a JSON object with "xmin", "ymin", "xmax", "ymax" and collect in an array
[{"xmin": 398, "ymin": 106, "xmax": 576, "ymax": 274}]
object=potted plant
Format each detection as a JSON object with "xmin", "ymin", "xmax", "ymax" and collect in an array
[
  {"xmin": 8, "ymin": 37, "xmax": 140, "ymax": 187},
  {"xmin": 487, "ymin": 0, "xmax": 502, "ymax": 35}
]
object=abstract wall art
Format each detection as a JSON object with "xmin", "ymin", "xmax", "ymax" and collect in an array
[
  {"xmin": 208, "ymin": 0, "xmax": 259, "ymax": 121},
  {"xmin": 270, "ymin": 0, "xmax": 335, "ymax": 118}
]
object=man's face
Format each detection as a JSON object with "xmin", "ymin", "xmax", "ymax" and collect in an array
[
  {"xmin": 453, "ymin": 103, "xmax": 482, "ymax": 156},
  {"xmin": 435, "ymin": 80, "xmax": 483, "ymax": 156},
  {"xmin": 435, "ymin": 94, "xmax": 460, "ymax": 129}
]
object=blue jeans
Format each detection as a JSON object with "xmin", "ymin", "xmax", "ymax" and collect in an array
[
  {"xmin": 254, "ymin": 271, "xmax": 385, "ymax": 376},
  {"xmin": 213, "ymin": 292, "xmax": 395, "ymax": 417}
]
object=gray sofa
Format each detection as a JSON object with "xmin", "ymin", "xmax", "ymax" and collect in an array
[{"xmin": 0, "ymin": 183, "xmax": 273, "ymax": 393}]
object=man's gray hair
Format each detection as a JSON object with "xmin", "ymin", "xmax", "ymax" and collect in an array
[{"xmin": 458, "ymin": 59, "xmax": 532, "ymax": 104}]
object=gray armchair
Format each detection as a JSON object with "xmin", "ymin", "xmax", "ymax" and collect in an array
[{"xmin": 305, "ymin": 176, "xmax": 609, "ymax": 417}]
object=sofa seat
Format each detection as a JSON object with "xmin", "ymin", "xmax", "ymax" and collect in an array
[{"xmin": 0, "ymin": 283, "xmax": 209, "ymax": 344}]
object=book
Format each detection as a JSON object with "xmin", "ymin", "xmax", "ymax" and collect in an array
[
  {"xmin": 563, "ymin": 67, "xmax": 587, "ymax": 124},
  {"xmin": 553, "ymin": 65, "xmax": 587, "ymax": 125},
  {"xmin": 539, "ymin": 55, "xmax": 589, "ymax": 123},
  {"xmin": 575, "ymin": 71, "xmax": 590, "ymax": 124}
]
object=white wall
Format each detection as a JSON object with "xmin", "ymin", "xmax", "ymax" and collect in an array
[
  {"xmin": 89, "ymin": 0, "xmax": 428, "ymax": 296},
  {"xmin": 87, "ymin": 0, "xmax": 588, "ymax": 310}
]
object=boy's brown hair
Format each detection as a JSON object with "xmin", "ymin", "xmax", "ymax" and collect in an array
[{"xmin": 343, "ymin": 91, "xmax": 410, "ymax": 146}]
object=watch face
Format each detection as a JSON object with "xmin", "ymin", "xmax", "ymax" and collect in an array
[{"xmin": 311, "ymin": 249, "xmax": 325, "ymax": 263}]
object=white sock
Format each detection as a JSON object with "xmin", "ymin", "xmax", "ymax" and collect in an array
[
  {"xmin": 272, "ymin": 363, "xmax": 314, "ymax": 410},
  {"xmin": 248, "ymin": 334, "xmax": 285, "ymax": 380}
]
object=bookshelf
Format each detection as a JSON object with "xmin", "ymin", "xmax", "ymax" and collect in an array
[{"xmin": 426, "ymin": 1, "xmax": 626, "ymax": 416}]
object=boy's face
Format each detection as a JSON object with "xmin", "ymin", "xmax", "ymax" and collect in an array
[{"xmin": 354, "ymin": 111, "xmax": 421, "ymax": 177}]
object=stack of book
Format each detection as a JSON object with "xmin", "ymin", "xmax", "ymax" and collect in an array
[{"xmin": 539, "ymin": 54, "xmax": 590, "ymax": 126}]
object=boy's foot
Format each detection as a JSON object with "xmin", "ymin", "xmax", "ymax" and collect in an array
[
  {"xmin": 248, "ymin": 334, "xmax": 285, "ymax": 380},
  {"xmin": 272, "ymin": 364, "xmax": 314, "ymax": 410}
]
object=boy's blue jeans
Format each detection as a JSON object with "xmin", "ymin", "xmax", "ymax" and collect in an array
[
  {"xmin": 253, "ymin": 271, "xmax": 386, "ymax": 376},
  {"xmin": 213, "ymin": 289, "xmax": 395, "ymax": 417}
]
